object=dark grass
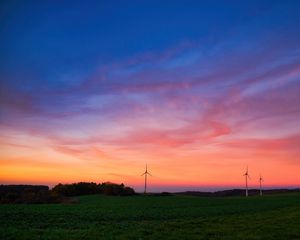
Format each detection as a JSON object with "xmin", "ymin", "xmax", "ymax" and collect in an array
[{"xmin": 1, "ymin": 193, "xmax": 300, "ymax": 239}]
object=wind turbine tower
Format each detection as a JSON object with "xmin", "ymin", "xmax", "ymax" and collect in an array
[
  {"xmin": 141, "ymin": 164, "xmax": 152, "ymax": 194},
  {"xmin": 244, "ymin": 166, "xmax": 250, "ymax": 197},
  {"xmin": 259, "ymin": 174, "xmax": 263, "ymax": 196}
]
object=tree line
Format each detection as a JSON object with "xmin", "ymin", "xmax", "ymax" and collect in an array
[
  {"xmin": 0, "ymin": 182, "xmax": 136, "ymax": 204},
  {"xmin": 0, "ymin": 185, "xmax": 61, "ymax": 204}
]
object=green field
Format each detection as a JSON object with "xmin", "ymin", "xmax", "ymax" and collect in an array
[{"xmin": 1, "ymin": 194, "xmax": 300, "ymax": 240}]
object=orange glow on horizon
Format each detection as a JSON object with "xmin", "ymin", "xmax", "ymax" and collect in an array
[{"xmin": 1, "ymin": 132, "xmax": 299, "ymax": 192}]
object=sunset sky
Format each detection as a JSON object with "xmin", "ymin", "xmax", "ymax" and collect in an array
[{"xmin": 1, "ymin": 0, "xmax": 300, "ymax": 192}]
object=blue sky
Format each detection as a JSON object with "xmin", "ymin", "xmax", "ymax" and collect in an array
[{"xmin": 1, "ymin": 1, "xmax": 300, "ymax": 190}]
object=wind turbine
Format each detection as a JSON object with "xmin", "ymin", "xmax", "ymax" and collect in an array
[
  {"xmin": 244, "ymin": 166, "xmax": 250, "ymax": 197},
  {"xmin": 259, "ymin": 174, "xmax": 263, "ymax": 196},
  {"xmin": 141, "ymin": 164, "xmax": 152, "ymax": 194}
]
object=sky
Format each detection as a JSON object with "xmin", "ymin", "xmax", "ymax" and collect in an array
[{"xmin": 0, "ymin": 0, "xmax": 300, "ymax": 192}]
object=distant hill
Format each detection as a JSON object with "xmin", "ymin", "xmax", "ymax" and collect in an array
[{"xmin": 174, "ymin": 189, "xmax": 300, "ymax": 197}]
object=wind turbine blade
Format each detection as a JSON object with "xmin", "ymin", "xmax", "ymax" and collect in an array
[
  {"xmin": 141, "ymin": 173, "xmax": 145, "ymax": 176},
  {"xmin": 148, "ymin": 172, "xmax": 152, "ymax": 176}
]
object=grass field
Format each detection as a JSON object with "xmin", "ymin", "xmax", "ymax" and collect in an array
[{"xmin": 1, "ymin": 193, "xmax": 300, "ymax": 239}]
